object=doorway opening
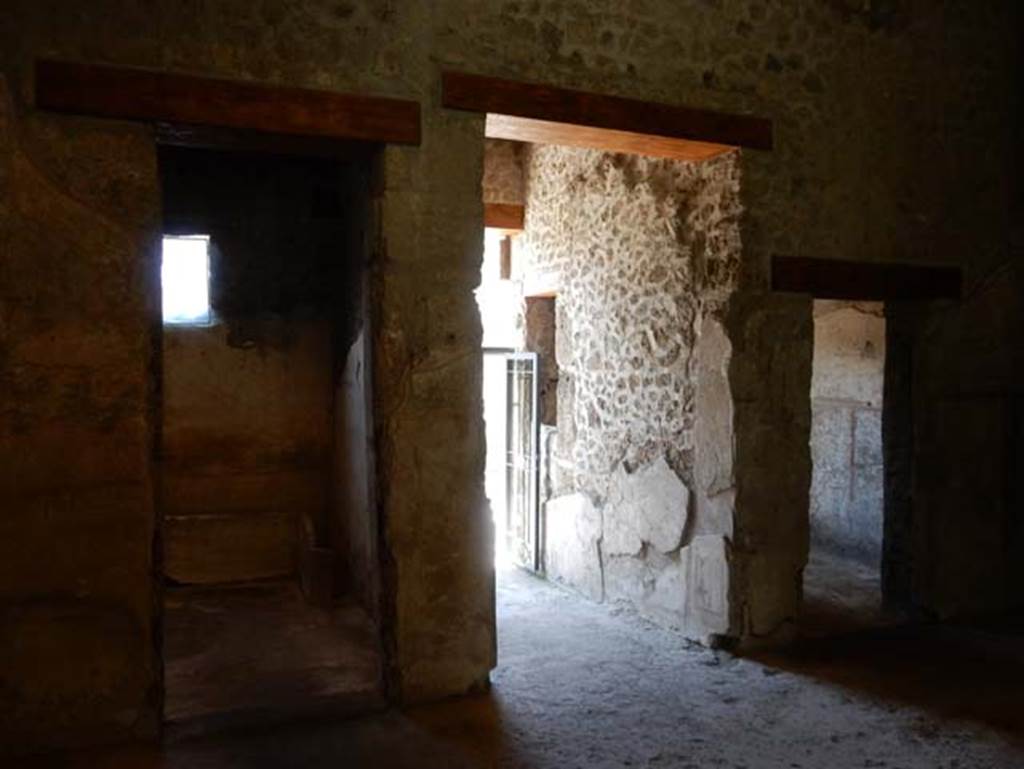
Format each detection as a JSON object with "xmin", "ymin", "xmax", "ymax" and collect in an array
[
  {"xmin": 478, "ymin": 133, "xmax": 742, "ymax": 643},
  {"xmin": 803, "ymin": 299, "xmax": 892, "ymax": 637},
  {"xmin": 478, "ymin": 228, "xmax": 538, "ymax": 569},
  {"xmin": 156, "ymin": 143, "xmax": 384, "ymax": 728}
]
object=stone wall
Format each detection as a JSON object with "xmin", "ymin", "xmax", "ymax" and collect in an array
[
  {"xmin": 810, "ymin": 301, "xmax": 885, "ymax": 566},
  {"xmin": 1, "ymin": 0, "xmax": 1019, "ymax": 753},
  {"xmin": 521, "ymin": 144, "xmax": 743, "ymax": 641},
  {"xmin": 726, "ymin": 292, "xmax": 812, "ymax": 642},
  {"xmin": 0, "ymin": 73, "xmax": 162, "ymax": 750},
  {"xmin": 523, "ymin": 296, "xmax": 557, "ymax": 427}
]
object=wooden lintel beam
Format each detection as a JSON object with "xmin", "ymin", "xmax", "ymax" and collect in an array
[
  {"xmin": 35, "ymin": 59, "xmax": 420, "ymax": 145},
  {"xmin": 484, "ymin": 203, "xmax": 525, "ymax": 230},
  {"xmin": 443, "ymin": 71, "xmax": 772, "ymax": 151},
  {"xmin": 485, "ymin": 114, "xmax": 732, "ymax": 163},
  {"xmin": 771, "ymin": 255, "xmax": 962, "ymax": 301},
  {"xmin": 154, "ymin": 122, "xmax": 376, "ymax": 160}
]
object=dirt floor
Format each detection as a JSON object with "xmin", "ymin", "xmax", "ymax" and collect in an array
[
  {"xmin": 33, "ymin": 566, "xmax": 1024, "ymax": 768},
  {"xmin": 164, "ymin": 581, "xmax": 384, "ymax": 732}
]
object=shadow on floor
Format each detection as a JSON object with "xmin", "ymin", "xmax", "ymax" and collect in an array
[
  {"xmin": 20, "ymin": 568, "xmax": 1024, "ymax": 768},
  {"xmin": 27, "ymin": 696, "xmax": 513, "ymax": 769},
  {"xmin": 774, "ymin": 550, "xmax": 1024, "ymax": 742},
  {"xmin": 749, "ymin": 614, "xmax": 1024, "ymax": 743}
]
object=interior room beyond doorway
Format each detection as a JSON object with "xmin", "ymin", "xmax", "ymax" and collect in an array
[
  {"xmin": 157, "ymin": 144, "xmax": 384, "ymax": 729},
  {"xmin": 803, "ymin": 299, "xmax": 891, "ymax": 637}
]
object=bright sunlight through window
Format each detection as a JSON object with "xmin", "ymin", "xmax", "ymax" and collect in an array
[{"xmin": 162, "ymin": 235, "xmax": 211, "ymax": 325}]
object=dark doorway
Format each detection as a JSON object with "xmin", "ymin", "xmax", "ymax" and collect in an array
[{"xmin": 156, "ymin": 143, "xmax": 384, "ymax": 729}]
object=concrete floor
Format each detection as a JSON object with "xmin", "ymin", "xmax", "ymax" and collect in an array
[
  {"xmin": 34, "ymin": 566, "xmax": 1024, "ymax": 768},
  {"xmin": 164, "ymin": 581, "xmax": 384, "ymax": 732}
]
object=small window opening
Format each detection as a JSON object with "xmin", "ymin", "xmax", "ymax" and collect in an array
[{"xmin": 162, "ymin": 235, "xmax": 211, "ymax": 325}]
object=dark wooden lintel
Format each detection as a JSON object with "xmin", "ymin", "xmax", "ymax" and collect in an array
[
  {"xmin": 484, "ymin": 203, "xmax": 525, "ymax": 230},
  {"xmin": 154, "ymin": 122, "xmax": 376, "ymax": 160},
  {"xmin": 771, "ymin": 255, "xmax": 962, "ymax": 301},
  {"xmin": 35, "ymin": 59, "xmax": 420, "ymax": 145},
  {"xmin": 443, "ymin": 71, "xmax": 772, "ymax": 151}
]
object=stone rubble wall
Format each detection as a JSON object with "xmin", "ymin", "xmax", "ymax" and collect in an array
[
  {"xmin": 810, "ymin": 300, "xmax": 885, "ymax": 567},
  {"xmin": 523, "ymin": 296, "xmax": 558, "ymax": 426},
  {"xmin": 520, "ymin": 144, "xmax": 742, "ymax": 641}
]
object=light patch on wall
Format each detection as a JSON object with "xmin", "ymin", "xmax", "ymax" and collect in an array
[
  {"xmin": 162, "ymin": 235, "xmax": 211, "ymax": 324},
  {"xmin": 477, "ymin": 228, "xmax": 522, "ymax": 349}
]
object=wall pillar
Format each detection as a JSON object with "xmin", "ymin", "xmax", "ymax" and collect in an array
[
  {"xmin": 372, "ymin": 115, "xmax": 496, "ymax": 702},
  {"xmin": 0, "ymin": 70, "xmax": 162, "ymax": 750},
  {"xmin": 725, "ymin": 291, "xmax": 813, "ymax": 645}
]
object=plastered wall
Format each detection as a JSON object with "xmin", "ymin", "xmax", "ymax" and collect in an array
[
  {"xmin": 0, "ymin": 76, "xmax": 163, "ymax": 750},
  {"xmin": 1, "ymin": 0, "xmax": 1019, "ymax": 753},
  {"xmin": 162, "ymin": 321, "xmax": 333, "ymax": 584}
]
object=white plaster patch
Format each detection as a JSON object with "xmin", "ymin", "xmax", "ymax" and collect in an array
[
  {"xmin": 685, "ymin": 534, "xmax": 730, "ymax": 627},
  {"xmin": 544, "ymin": 492, "xmax": 603, "ymax": 600},
  {"xmin": 627, "ymin": 534, "xmax": 731, "ymax": 641},
  {"xmin": 604, "ymin": 456, "xmax": 690, "ymax": 556}
]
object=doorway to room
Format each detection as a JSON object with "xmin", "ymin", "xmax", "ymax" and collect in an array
[
  {"xmin": 156, "ymin": 143, "xmax": 385, "ymax": 729},
  {"xmin": 802, "ymin": 299, "xmax": 892, "ymax": 637},
  {"xmin": 475, "ymin": 126, "xmax": 744, "ymax": 647}
]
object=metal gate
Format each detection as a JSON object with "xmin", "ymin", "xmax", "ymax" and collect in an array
[{"xmin": 504, "ymin": 353, "xmax": 540, "ymax": 571}]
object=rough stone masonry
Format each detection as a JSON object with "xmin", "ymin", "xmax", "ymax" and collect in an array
[{"xmin": 514, "ymin": 143, "xmax": 743, "ymax": 642}]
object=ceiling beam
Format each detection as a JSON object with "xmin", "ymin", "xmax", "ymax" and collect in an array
[
  {"xmin": 771, "ymin": 255, "xmax": 963, "ymax": 301},
  {"xmin": 35, "ymin": 59, "xmax": 421, "ymax": 145},
  {"xmin": 442, "ymin": 71, "xmax": 772, "ymax": 155}
]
